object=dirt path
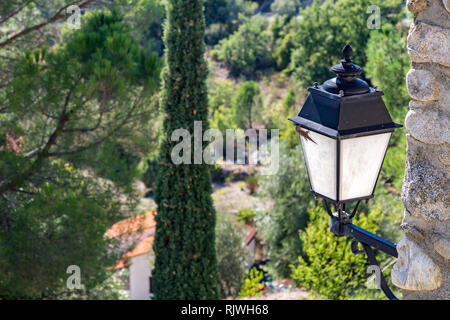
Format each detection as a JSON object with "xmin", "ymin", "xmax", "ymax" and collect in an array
[
  {"xmin": 243, "ymin": 288, "xmax": 312, "ymax": 300},
  {"xmin": 212, "ymin": 181, "xmax": 273, "ymax": 215}
]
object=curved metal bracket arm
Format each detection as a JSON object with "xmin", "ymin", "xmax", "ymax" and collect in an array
[
  {"xmin": 351, "ymin": 239, "xmax": 398, "ymax": 300},
  {"xmin": 326, "ymin": 203, "xmax": 399, "ymax": 300}
]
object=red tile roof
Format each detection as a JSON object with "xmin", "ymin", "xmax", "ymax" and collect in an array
[
  {"xmin": 107, "ymin": 211, "xmax": 157, "ymax": 238},
  {"xmin": 113, "ymin": 236, "xmax": 154, "ymax": 269},
  {"xmin": 243, "ymin": 224, "xmax": 257, "ymax": 245},
  {"xmin": 107, "ymin": 211, "xmax": 257, "ymax": 269},
  {"xmin": 107, "ymin": 212, "xmax": 157, "ymax": 269}
]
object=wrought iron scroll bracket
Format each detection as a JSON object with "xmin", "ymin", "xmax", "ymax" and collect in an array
[{"xmin": 323, "ymin": 199, "xmax": 399, "ymax": 300}]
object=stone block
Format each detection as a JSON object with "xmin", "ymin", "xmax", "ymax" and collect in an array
[
  {"xmin": 405, "ymin": 108, "xmax": 450, "ymax": 144},
  {"xmin": 392, "ymin": 237, "xmax": 442, "ymax": 290},
  {"xmin": 402, "ymin": 136, "xmax": 450, "ymax": 222},
  {"xmin": 407, "ymin": 0, "xmax": 427, "ymax": 14},
  {"xmin": 445, "ymin": 0, "xmax": 450, "ymax": 13},
  {"xmin": 406, "ymin": 69, "xmax": 441, "ymax": 101},
  {"xmin": 433, "ymin": 235, "xmax": 450, "ymax": 259},
  {"xmin": 408, "ymin": 22, "xmax": 450, "ymax": 67}
]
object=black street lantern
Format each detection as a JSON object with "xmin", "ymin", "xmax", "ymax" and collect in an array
[
  {"xmin": 290, "ymin": 45, "xmax": 402, "ymax": 300},
  {"xmin": 290, "ymin": 44, "xmax": 401, "ymax": 204}
]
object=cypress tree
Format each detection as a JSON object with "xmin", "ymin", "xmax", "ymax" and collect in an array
[{"xmin": 152, "ymin": 0, "xmax": 218, "ymax": 299}]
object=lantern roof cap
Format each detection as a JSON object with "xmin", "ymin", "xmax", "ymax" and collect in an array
[
  {"xmin": 322, "ymin": 44, "xmax": 370, "ymax": 96},
  {"xmin": 289, "ymin": 86, "xmax": 401, "ymax": 139}
]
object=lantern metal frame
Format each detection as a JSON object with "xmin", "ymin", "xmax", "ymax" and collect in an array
[{"xmin": 289, "ymin": 86, "xmax": 401, "ymax": 205}]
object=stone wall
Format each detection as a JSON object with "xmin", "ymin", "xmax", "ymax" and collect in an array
[{"xmin": 391, "ymin": 0, "xmax": 450, "ymax": 299}]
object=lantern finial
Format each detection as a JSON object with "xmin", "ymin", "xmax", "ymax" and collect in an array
[
  {"xmin": 342, "ymin": 44, "xmax": 353, "ymax": 61},
  {"xmin": 322, "ymin": 44, "xmax": 369, "ymax": 95}
]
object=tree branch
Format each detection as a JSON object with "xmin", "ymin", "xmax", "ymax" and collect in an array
[
  {"xmin": 0, "ymin": 0, "xmax": 97, "ymax": 49},
  {"xmin": 10, "ymin": 188, "xmax": 38, "ymax": 195},
  {"xmin": 48, "ymin": 94, "xmax": 143, "ymax": 157},
  {"xmin": 62, "ymin": 112, "xmax": 104, "ymax": 133},
  {"xmin": 0, "ymin": 0, "xmax": 34, "ymax": 25},
  {"xmin": 0, "ymin": 90, "xmax": 74, "ymax": 195}
]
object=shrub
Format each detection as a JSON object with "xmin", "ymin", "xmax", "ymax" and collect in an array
[
  {"xmin": 204, "ymin": 0, "xmax": 258, "ymax": 26},
  {"xmin": 271, "ymin": 0, "xmax": 301, "ymax": 17},
  {"xmin": 216, "ymin": 211, "xmax": 251, "ymax": 298},
  {"xmin": 365, "ymin": 23, "xmax": 410, "ymax": 125},
  {"xmin": 240, "ymin": 267, "xmax": 264, "ymax": 298},
  {"xmin": 257, "ymin": 142, "xmax": 315, "ymax": 279},
  {"xmin": 232, "ymin": 81, "xmax": 262, "ymax": 130},
  {"xmin": 210, "ymin": 105, "xmax": 236, "ymax": 133},
  {"xmin": 237, "ymin": 208, "xmax": 257, "ymax": 224},
  {"xmin": 205, "ymin": 23, "xmax": 232, "ymax": 46},
  {"xmin": 140, "ymin": 157, "xmax": 159, "ymax": 190},
  {"xmin": 210, "ymin": 163, "xmax": 226, "ymax": 183},
  {"xmin": 290, "ymin": 206, "xmax": 396, "ymax": 300},
  {"xmin": 290, "ymin": 0, "xmax": 404, "ymax": 89},
  {"xmin": 213, "ymin": 15, "xmax": 272, "ymax": 78},
  {"xmin": 273, "ymin": 32, "xmax": 295, "ymax": 71},
  {"xmin": 245, "ymin": 175, "xmax": 259, "ymax": 195}
]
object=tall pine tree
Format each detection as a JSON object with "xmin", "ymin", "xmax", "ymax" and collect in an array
[{"xmin": 152, "ymin": 0, "xmax": 218, "ymax": 299}]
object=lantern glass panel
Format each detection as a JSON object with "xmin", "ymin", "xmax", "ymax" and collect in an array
[
  {"xmin": 300, "ymin": 130, "xmax": 337, "ymax": 200},
  {"xmin": 339, "ymin": 132, "xmax": 391, "ymax": 201}
]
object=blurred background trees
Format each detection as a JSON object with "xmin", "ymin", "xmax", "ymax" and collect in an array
[
  {"xmin": 0, "ymin": 2, "xmax": 161, "ymax": 298},
  {"xmin": 1, "ymin": 0, "xmax": 412, "ymax": 300}
]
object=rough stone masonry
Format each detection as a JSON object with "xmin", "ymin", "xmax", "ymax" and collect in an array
[{"xmin": 391, "ymin": 0, "xmax": 450, "ymax": 299}]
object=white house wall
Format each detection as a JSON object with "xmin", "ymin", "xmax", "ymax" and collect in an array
[{"xmin": 129, "ymin": 254, "xmax": 150, "ymax": 300}]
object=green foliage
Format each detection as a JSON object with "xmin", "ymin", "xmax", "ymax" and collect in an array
[
  {"xmin": 124, "ymin": 0, "xmax": 166, "ymax": 56},
  {"xmin": 152, "ymin": 0, "xmax": 218, "ymax": 300},
  {"xmin": 291, "ymin": 206, "xmax": 390, "ymax": 300},
  {"xmin": 0, "ymin": 160, "xmax": 127, "ymax": 299},
  {"xmin": 212, "ymin": 15, "xmax": 272, "ymax": 78},
  {"xmin": 240, "ymin": 267, "xmax": 264, "ymax": 298},
  {"xmin": 273, "ymin": 32, "xmax": 295, "ymax": 71},
  {"xmin": 140, "ymin": 153, "xmax": 160, "ymax": 190},
  {"xmin": 271, "ymin": 14, "xmax": 297, "ymax": 72},
  {"xmin": 257, "ymin": 142, "xmax": 315, "ymax": 278},
  {"xmin": 271, "ymin": 0, "xmax": 301, "ymax": 17},
  {"xmin": 210, "ymin": 163, "xmax": 226, "ymax": 183},
  {"xmin": 204, "ymin": 0, "xmax": 258, "ymax": 45},
  {"xmin": 204, "ymin": 0, "xmax": 257, "ymax": 26},
  {"xmin": 211, "ymin": 105, "xmax": 236, "ymax": 132},
  {"xmin": 365, "ymin": 23, "xmax": 408, "ymax": 244},
  {"xmin": 365, "ymin": 23, "xmax": 410, "ymax": 124},
  {"xmin": 225, "ymin": 175, "xmax": 234, "ymax": 186},
  {"xmin": 245, "ymin": 175, "xmax": 259, "ymax": 195},
  {"xmin": 281, "ymin": 88, "xmax": 297, "ymax": 115},
  {"xmin": 372, "ymin": 184, "xmax": 404, "ymax": 244},
  {"xmin": 216, "ymin": 211, "xmax": 251, "ymax": 298},
  {"xmin": 237, "ymin": 208, "xmax": 257, "ymax": 224},
  {"xmin": 265, "ymin": 87, "xmax": 302, "ymax": 150},
  {"xmin": 290, "ymin": 0, "xmax": 404, "ymax": 88},
  {"xmin": 232, "ymin": 81, "xmax": 261, "ymax": 129},
  {"xmin": 210, "ymin": 79, "xmax": 264, "ymax": 132},
  {"xmin": 209, "ymin": 79, "xmax": 237, "ymax": 131},
  {"xmin": 72, "ymin": 139, "xmax": 141, "ymax": 192},
  {"xmin": 0, "ymin": 9, "xmax": 161, "ymax": 299},
  {"xmin": 205, "ymin": 23, "xmax": 234, "ymax": 46},
  {"xmin": 372, "ymin": 133, "xmax": 406, "ymax": 244},
  {"xmin": 379, "ymin": 132, "xmax": 407, "ymax": 193},
  {"xmin": 209, "ymin": 79, "xmax": 236, "ymax": 111}
]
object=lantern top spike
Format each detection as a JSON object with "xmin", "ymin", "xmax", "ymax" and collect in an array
[{"xmin": 342, "ymin": 44, "xmax": 353, "ymax": 61}]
